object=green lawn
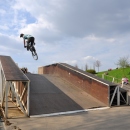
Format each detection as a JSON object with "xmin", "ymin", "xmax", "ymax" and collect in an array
[{"xmin": 96, "ymin": 67, "xmax": 130, "ymax": 83}]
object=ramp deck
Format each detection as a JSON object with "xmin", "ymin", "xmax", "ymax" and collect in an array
[
  {"xmin": 0, "ymin": 55, "xmax": 28, "ymax": 81},
  {"xmin": 26, "ymin": 73, "xmax": 106, "ymax": 115}
]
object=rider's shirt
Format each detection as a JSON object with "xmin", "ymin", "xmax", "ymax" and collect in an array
[{"xmin": 23, "ymin": 34, "xmax": 33, "ymax": 39}]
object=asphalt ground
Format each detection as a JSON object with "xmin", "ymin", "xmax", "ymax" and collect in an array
[{"xmin": 5, "ymin": 106, "xmax": 130, "ymax": 130}]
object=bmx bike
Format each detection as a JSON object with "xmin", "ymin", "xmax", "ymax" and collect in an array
[{"xmin": 26, "ymin": 42, "xmax": 38, "ymax": 60}]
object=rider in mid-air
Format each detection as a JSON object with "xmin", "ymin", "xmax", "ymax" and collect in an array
[{"xmin": 20, "ymin": 33, "xmax": 35, "ymax": 51}]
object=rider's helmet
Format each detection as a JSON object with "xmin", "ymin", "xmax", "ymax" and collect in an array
[{"xmin": 20, "ymin": 33, "xmax": 24, "ymax": 38}]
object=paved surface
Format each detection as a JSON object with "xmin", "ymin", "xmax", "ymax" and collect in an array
[
  {"xmin": 26, "ymin": 73, "xmax": 105, "ymax": 115},
  {"xmin": 5, "ymin": 106, "xmax": 130, "ymax": 130},
  {"xmin": 5, "ymin": 100, "xmax": 25, "ymax": 119},
  {"xmin": 0, "ymin": 119, "xmax": 4, "ymax": 130}
]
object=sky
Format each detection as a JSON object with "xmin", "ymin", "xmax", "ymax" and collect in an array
[{"xmin": 0, "ymin": 0, "xmax": 130, "ymax": 73}]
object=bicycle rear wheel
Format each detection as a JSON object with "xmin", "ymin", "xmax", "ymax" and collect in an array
[{"xmin": 31, "ymin": 46, "xmax": 38, "ymax": 60}]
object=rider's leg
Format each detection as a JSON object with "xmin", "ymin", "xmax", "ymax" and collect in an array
[
  {"xmin": 30, "ymin": 37, "xmax": 34, "ymax": 46},
  {"xmin": 26, "ymin": 40, "xmax": 30, "ymax": 51},
  {"xmin": 29, "ymin": 37, "xmax": 36, "ymax": 52}
]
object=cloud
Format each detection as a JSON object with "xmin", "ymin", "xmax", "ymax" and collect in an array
[
  {"xmin": 83, "ymin": 56, "xmax": 96, "ymax": 61},
  {"xmin": 0, "ymin": 0, "xmax": 130, "ymax": 73},
  {"xmin": 12, "ymin": 0, "xmax": 130, "ymax": 41}
]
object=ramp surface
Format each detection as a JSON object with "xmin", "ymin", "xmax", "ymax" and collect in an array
[
  {"xmin": 26, "ymin": 73, "xmax": 106, "ymax": 115},
  {"xmin": 0, "ymin": 55, "xmax": 28, "ymax": 81}
]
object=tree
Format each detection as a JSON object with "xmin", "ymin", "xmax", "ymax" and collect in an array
[
  {"xmin": 116, "ymin": 56, "xmax": 129, "ymax": 68},
  {"xmin": 93, "ymin": 62, "xmax": 95, "ymax": 70},
  {"xmin": 95, "ymin": 60, "xmax": 101, "ymax": 72},
  {"xmin": 86, "ymin": 69, "xmax": 96, "ymax": 74},
  {"xmin": 116, "ymin": 56, "xmax": 130, "ymax": 76},
  {"xmin": 75, "ymin": 64, "xmax": 78, "ymax": 68},
  {"xmin": 85, "ymin": 63, "xmax": 88, "ymax": 71}
]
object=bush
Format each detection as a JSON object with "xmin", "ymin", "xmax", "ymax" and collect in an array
[{"xmin": 86, "ymin": 69, "xmax": 96, "ymax": 74}]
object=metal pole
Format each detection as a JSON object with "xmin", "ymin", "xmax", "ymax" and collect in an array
[{"xmin": 117, "ymin": 86, "xmax": 120, "ymax": 106}]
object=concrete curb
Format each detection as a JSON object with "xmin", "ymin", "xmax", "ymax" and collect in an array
[{"xmin": 30, "ymin": 107, "xmax": 110, "ymax": 118}]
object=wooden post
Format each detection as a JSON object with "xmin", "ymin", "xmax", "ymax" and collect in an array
[
  {"xmin": 5, "ymin": 81, "xmax": 9, "ymax": 119},
  {"xmin": 112, "ymin": 77, "xmax": 114, "ymax": 83},
  {"xmin": 27, "ymin": 81, "xmax": 30, "ymax": 116},
  {"xmin": 10, "ymin": 82, "xmax": 15, "ymax": 101},
  {"xmin": 102, "ymin": 74, "xmax": 104, "ymax": 79},
  {"xmin": 11, "ymin": 82, "xmax": 15, "ymax": 101}
]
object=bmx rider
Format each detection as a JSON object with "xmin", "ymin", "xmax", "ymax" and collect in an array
[{"xmin": 20, "ymin": 33, "xmax": 35, "ymax": 50}]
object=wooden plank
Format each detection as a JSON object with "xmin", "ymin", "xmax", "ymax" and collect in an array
[
  {"xmin": 5, "ymin": 82, "xmax": 9, "ymax": 118},
  {"xmin": 1, "ymin": 83, "xmax": 6, "ymax": 107},
  {"xmin": 9, "ymin": 82, "xmax": 27, "ymax": 116},
  {"xmin": 20, "ymin": 86, "xmax": 27, "ymax": 101},
  {"xmin": 27, "ymin": 81, "xmax": 30, "ymax": 116}
]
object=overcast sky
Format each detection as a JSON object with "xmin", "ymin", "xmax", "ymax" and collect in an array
[{"xmin": 0, "ymin": 0, "xmax": 130, "ymax": 73}]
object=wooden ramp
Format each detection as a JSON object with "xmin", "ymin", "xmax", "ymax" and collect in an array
[
  {"xmin": 0, "ymin": 55, "xmax": 29, "ymax": 119},
  {"xmin": 26, "ymin": 73, "xmax": 106, "ymax": 116}
]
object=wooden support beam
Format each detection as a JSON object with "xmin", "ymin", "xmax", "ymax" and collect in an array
[
  {"xmin": 10, "ymin": 82, "xmax": 15, "ymax": 101},
  {"xmin": 9, "ymin": 82, "xmax": 27, "ymax": 116},
  {"xmin": 1, "ymin": 81, "xmax": 6, "ymax": 107},
  {"xmin": 5, "ymin": 81, "xmax": 9, "ymax": 119},
  {"xmin": 27, "ymin": 81, "xmax": 30, "ymax": 116},
  {"xmin": 22, "ymin": 100, "xmax": 27, "ymax": 112},
  {"xmin": 1, "ymin": 88, "xmax": 5, "ymax": 108},
  {"xmin": 20, "ymin": 87, "xmax": 27, "ymax": 101}
]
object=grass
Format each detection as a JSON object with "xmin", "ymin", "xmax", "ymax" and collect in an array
[{"xmin": 96, "ymin": 67, "xmax": 130, "ymax": 83}]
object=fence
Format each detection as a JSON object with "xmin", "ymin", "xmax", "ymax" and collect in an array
[{"xmin": 96, "ymin": 74, "xmax": 122, "ymax": 84}]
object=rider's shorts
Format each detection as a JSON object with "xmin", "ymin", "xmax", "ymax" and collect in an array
[{"xmin": 27, "ymin": 37, "xmax": 35, "ymax": 46}]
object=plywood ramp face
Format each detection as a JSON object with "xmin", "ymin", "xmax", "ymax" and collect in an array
[
  {"xmin": 38, "ymin": 63, "xmax": 115, "ymax": 106},
  {"xmin": 26, "ymin": 73, "xmax": 106, "ymax": 116},
  {"xmin": 39, "ymin": 63, "xmax": 129, "ymax": 108}
]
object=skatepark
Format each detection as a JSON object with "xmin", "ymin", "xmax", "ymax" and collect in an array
[{"xmin": 0, "ymin": 55, "xmax": 130, "ymax": 130}]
